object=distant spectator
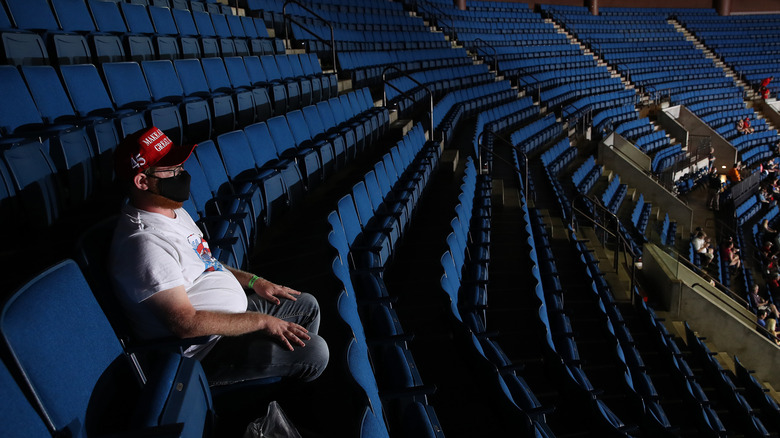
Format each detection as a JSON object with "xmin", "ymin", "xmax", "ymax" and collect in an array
[
  {"xmin": 706, "ymin": 167, "xmax": 721, "ymax": 211},
  {"xmin": 722, "ymin": 239, "xmax": 741, "ymax": 270},
  {"xmin": 750, "ymin": 284, "xmax": 780, "ymax": 316},
  {"xmin": 727, "ymin": 162, "xmax": 742, "ymax": 183},
  {"xmin": 756, "ymin": 309, "xmax": 779, "ymax": 344},
  {"xmin": 760, "ymin": 76, "xmax": 773, "ymax": 100},
  {"xmin": 692, "ymin": 231, "xmax": 714, "ymax": 265}
]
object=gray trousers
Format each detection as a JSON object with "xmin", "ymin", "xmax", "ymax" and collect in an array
[{"xmin": 201, "ymin": 293, "xmax": 329, "ymax": 386}]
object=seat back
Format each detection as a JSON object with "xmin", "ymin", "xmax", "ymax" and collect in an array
[
  {"xmin": 60, "ymin": 64, "xmax": 116, "ymax": 117},
  {"xmin": 148, "ymin": 5, "xmax": 178, "ymax": 35},
  {"xmin": 52, "ymin": 0, "xmax": 97, "ymax": 32},
  {"xmin": 0, "ymin": 260, "xmax": 126, "ymax": 436},
  {"xmin": 102, "ymin": 61, "xmax": 154, "ymax": 110},
  {"xmin": 141, "ymin": 59, "xmax": 185, "ymax": 101},
  {"xmin": 0, "ymin": 65, "xmax": 44, "ymax": 135},
  {"xmin": 120, "ymin": 2, "xmax": 155, "ymax": 35},
  {"xmin": 6, "ymin": 0, "xmax": 59, "ymax": 32},
  {"xmin": 0, "ymin": 357, "xmax": 51, "ymax": 437},
  {"xmin": 2, "ymin": 142, "xmax": 62, "ymax": 229},
  {"xmin": 88, "ymin": 0, "xmax": 129, "ymax": 33},
  {"xmin": 171, "ymin": 8, "xmax": 199, "ymax": 37}
]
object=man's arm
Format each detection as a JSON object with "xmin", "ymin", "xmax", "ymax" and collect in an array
[
  {"xmin": 145, "ymin": 285, "xmax": 310, "ymax": 351},
  {"xmin": 225, "ymin": 266, "xmax": 301, "ymax": 305}
]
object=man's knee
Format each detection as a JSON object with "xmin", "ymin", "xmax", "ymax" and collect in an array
[{"xmin": 302, "ymin": 334, "xmax": 329, "ymax": 382}]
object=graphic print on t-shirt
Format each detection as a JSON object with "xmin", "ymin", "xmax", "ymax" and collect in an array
[{"xmin": 187, "ymin": 234, "xmax": 224, "ymax": 272}]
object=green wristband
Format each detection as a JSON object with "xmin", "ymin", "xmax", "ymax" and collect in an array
[{"xmin": 248, "ymin": 275, "xmax": 260, "ymax": 289}]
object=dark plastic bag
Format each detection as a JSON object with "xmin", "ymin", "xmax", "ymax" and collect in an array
[{"xmin": 243, "ymin": 401, "xmax": 302, "ymax": 438}]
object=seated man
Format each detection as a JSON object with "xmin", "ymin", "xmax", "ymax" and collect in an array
[
  {"xmin": 109, "ymin": 127, "xmax": 328, "ymax": 386},
  {"xmin": 692, "ymin": 231, "xmax": 714, "ymax": 266}
]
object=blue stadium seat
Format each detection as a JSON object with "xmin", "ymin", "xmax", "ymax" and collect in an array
[
  {"xmin": 261, "ymin": 55, "xmax": 301, "ymax": 111},
  {"xmin": 0, "ymin": 259, "xmax": 215, "ymax": 438},
  {"xmin": 141, "ymin": 59, "xmax": 212, "ymax": 143},
  {"xmin": 266, "ymin": 115, "xmax": 322, "ymax": 189},
  {"xmin": 173, "ymin": 58, "xmax": 236, "ymax": 134},
  {"xmin": 243, "ymin": 121, "xmax": 305, "ymax": 208},
  {"xmin": 285, "ymin": 109, "xmax": 335, "ymax": 177},
  {"xmin": 148, "ymin": 5, "xmax": 182, "ymax": 60},
  {"xmin": 201, "ymin": 57, "xmax": 256, "ymax": 127},
  {"xmin": 170, "ymin": 8, "xmax": 204, "ymax": 58},
  {"xmin": 223, "ymin": 56, "xmax": 273, "ymax": 122},
  {"xmin": 102, "ymin": 62, "xmax": 184, "ymax": 146},
  {"xmin": 243, "ymin": 55, "xmax": 287, "ymax": 115}
]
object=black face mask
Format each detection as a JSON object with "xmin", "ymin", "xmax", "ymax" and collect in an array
[{"xmin": 149, "ymin": 171, "xmax": 191, "ymax": 202}]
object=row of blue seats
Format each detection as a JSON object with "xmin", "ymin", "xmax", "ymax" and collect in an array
[
  {"xmin": 466, "ymin": 1, "xmax": 532, "ymax": 12},
  {"xmin": 384, "ymin": 64, "xmax": 492, "ymax": 104},
  {"xmin": 2, "ymin": 52, "xmax": 336, "ymax": 146},
  {"xmin": 601, "ymin": 174, "xmax": 627, "ymax": 214},
  {"xmin": 337, "ymin": 48, "xmax": 472, "ymax": 88},
  {"xmin": 562, "ymin": 89, "xmax": 637, "ymax": 120},
  {"xmin": 0, "ymin": 81, "xmax": 381, "ymax": 238},
  {"xmin": 651, "ymin": 144, "xmax": 684, "ymax": 174},
  {"xmin": 290, "ymin": 24, "xmax": 447, "ymax": 48},
  {"xmin": 572, "ymin": 155, "xmax": 602, "ymax": 195},
  {"xmin": 601, "ymin": 48, "xmax": 703, "ymax": 62},
  {"xmin": 658, "ymin": 213, "xmax": 677, "ymax": 247},
  {"xmin": 440, "ymin": 161, "xmax": 559, "ymax": 437},
  {"xmin": 687, "ymin": 97, "xmax": 746, "ymax": 117},
  {"xmin": 592, "ymin": 104, "xmax": 637, "ymax": 133},
  {"xmin": 286, "ymin": 5, "xmax": 425, "ymax": 28},
  {"xmin": 433, "ymin": 82, "xmax": 517, "ymax": 144},
  {"xmin": 500, "ymin": 54, "xmax": 597, "ymax": 76},
  {"xmin": 685, "ymin": 323, "xmax": 771, "ymax": 436},
  {"xmin": 459, "ymin": 33, "xmax": 569, "ymax": 47},
  {"xmin": 593, "ymin": 40, "xmax": 698, "ymax": 54},
  {"xmin": 177, "ymin": 93, "xmax": 388, "ymax": 266},
  {"xmin": 631, "ymin": 194, "xmax": 652, "ymax": 237},
  {"xmin": 560, "ymin": 228, "xmax": 655, "ymax": 435},
  {"xmin": 701, "ymin": 108, "xmax": 754, "ymax": 127},
  {"xmin": 744, "ymin": 145, "xmax": 774, "ymax": 167},
  {"xmin": 674, "ymin": 86, "xmax": 744, "ymax": 107},
  {"xmin": 736, "ymin": 194, "xmax": 763, "ymax": 227},
  {"xmin": 578, "ymin": 32, "xmax": 686, "ymax": 44},
  {"xmin": 488, "ymin": 43, "xmax": 576, "ymax": 59},
  {"xmin": 635, "ymin": 130, "xmax": 671, "ymax": 155},
  {"xmin": 246, "ymin": 0, "xmax": 405, "ymax": 14},
  {"xmin": 473, "ymin": 97, "xmax": 537, "ymax": 156},
  {"xmin": 632, "ymin": 66, "xmax": 724, "ymax": 85},
  {"xmin": 519, "ymin": 65, "xmax": 611, "ymax": 94},
  {"xmin": 717, "ymin": 119, "xmax": 768, "ymax": 142},
  {"xmin": 447, "ymin": 19, "xmax": 555, "ymax": 32},
  {"xmin": 327, "ymin": 125, "xmax": 444, "ymax": 436},
  {"xmin": 617, "ymin": 58, "xmax": 714, "ymax": 75},
  {"xmin": 541, "ymin": 77, "xmax": 624, "ymax": 108},
  {"xmin": 732, "ymin": 129, "xmax": 779, "ymax": 152},
  {"xmin": 647, "ymin": 77, "xmax": 736, "ymax": 97},
  {"xmin": 540, "ymin": 137, "xmax": 576, "ymax": 177},
  {"xmin": 0, "ymin": 0, "xmax": 284, "ymax": 66},
  {"xmin": 510, "ymin": 113, "xmax": 560, "ymax": 155},
  {"xmin": 635, "ymin": 298, "xmax": 730, "ymax": 436},
  {"xmin": 615, "ymin": 117, "xmax": 653, "ymax": 140}
]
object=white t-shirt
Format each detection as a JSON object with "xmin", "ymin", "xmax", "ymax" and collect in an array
[
  {"xmin": 110, "ymin": 204, "xmax": 248, "ymax": 359},
  {"xmin": 692, "ymin": 237, "xmax": 707, "ymax": 253}
]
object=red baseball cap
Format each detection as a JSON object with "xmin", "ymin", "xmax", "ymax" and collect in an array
[{"xmin": 115, "ymin": 127, "xmax": 195, "ymax": 181}]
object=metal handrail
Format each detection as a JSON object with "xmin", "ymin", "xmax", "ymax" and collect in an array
[
  {"xmin": 415, "ymin": 0, "xmax": 454, "ymax": 34},
  {"xmin": 283, "ymin": 0, "xmax": 337, "ymax": 75},
  {"xmin": 478, "ymin": 128, "xmax": 530, "ymax": 202},
  {"xmin": 382, "ymin": 66, "xmax": 435, "ymax": 141},
  {"xmin": 472, "ymin": 38, "xmax": 498, "ymax": 72},
  {"xmin": 570, "ymin": 192, "xmax": 638, "ymax": 296}
]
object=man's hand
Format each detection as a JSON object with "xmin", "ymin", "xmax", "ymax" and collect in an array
[
  {"xmin": 261, "ymin": 315, "xmax": 310, "ymax": 351},
  {"xmin": 251, "ymin": 277, "xmax": 301, "ymax": 305}
]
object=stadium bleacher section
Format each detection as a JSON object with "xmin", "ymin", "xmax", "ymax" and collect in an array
[{"xmin": 6, "ymin": 0, "xmax": 780, "ymax": 436}]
